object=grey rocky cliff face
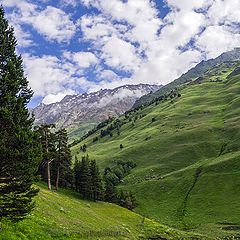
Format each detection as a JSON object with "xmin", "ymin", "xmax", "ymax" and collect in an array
[{"xmin": 33, "ymin": 84, "xmax": 161, "ymax": 128}]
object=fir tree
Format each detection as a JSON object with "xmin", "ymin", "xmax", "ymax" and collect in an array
[
  {"xmin": 54, "ymin": 128, "xmax": 72, "ymax": 191},
  {"xmin": 90, "ymin": 160, "xmax": 103, "ymax": 201},
  {"xmin": 0, "ymin": 7, "xmax": 42, "ymax": 221},
  {"xmin": 81, "ymin": 155, "xmax": 91, "ymax": 199},
  {"xmin": 36, "ymin": 124, "xmax": 56, "ymax": 191},
  {"xmin": 104, "ymin": 180, "xmax": 117, "ymax": 203},
  {"xmin": 74, "ymin": 158, "xmax": 82, "ymax": 193}
]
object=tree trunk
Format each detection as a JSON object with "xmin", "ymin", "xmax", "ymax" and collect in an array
[
  {"xmin": 55, "ymin": 163, "xmax": 60, "ymax": 191},
  {"xmin": 47, "ymin": 160, "xmax": 51, "ymax": 191}
]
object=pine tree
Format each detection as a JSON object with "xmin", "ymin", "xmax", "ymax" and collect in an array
[
  {"xmin": 80, "ymin": 155, "xmax": 91, "ymax": 199},
  {"xmin": 74, "ymin": 158, "xmax": 82, "ymax": 193},
  {"xmin": 90, "ymin": 160, "xmax": 103, "ymax": 201},
  {"xmin": 104, "ymin": 180, "xmax": 117, "ymax": 203},
  {"xmin": 54, "ymin": 128, "xmax": 72, "ymax": 190},
  {"xmin": 36, "ymin": 124, "xmax": 56, "ymax": 191},
  {"xmin": 0, "ymin": 7, "xmax": 42, "ymax": 221}
]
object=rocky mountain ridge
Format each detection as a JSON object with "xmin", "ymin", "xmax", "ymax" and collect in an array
[{"xmin": 33, "ymin": 84, "xmax": 161, "ymax": 129}]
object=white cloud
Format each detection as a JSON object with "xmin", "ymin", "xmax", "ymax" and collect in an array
[
  {"xmin": 207, "ymin": 0, "xmax": 240, "ymax": 25},
  {"xmin": 63, "ymin": 51, "xmax": 98, "ymax": 68},
  {"xmin": 99, "ymin": 70, "xmax": 120, "ymax": 82},
  {"xmin": 23, "ymin": 54, "xmax": 70, "ymax": 96},
  {"xmin": 22, "ymin": 51, "xmax": 99, "ymax": 101},
  {"xmin": 79, "ymin": 0, "xmax": 240, "ymax": 88},
  {"xmin": 166, "ymin": 0, "xmax": 211, "ymax": 11},
  {"xmin": 196, "ymin": 26, "xmax": 240, "ymax": 58},
  {"xmin": 97, "ymin": 88, "xmax": 147, "ymax": 107},
  {"xmin": 4, "ymin": 0, "xmax": 240, "ymax": 104},
  {"xmin": 60, "ymin": 0, "xmax": 78, "ymax": 8},
  {"xmin": 42, "ymin": 90, "xmax": 76, "ymax": 105},
  {"xmin": 24, "ymin": 6, "xmax": 76, "ymax": 43},
  {"xmin": 3, "ymin": 0, "xmax": 76, "ymax": 43},
  {"xmin": 101, "ymin": 36, "xmax": 141, "ymax": 72}
]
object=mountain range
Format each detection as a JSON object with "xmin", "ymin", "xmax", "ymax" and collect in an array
[{"xmin": 33, "ymin": 84, "xmax": 161, "ymax": 139}]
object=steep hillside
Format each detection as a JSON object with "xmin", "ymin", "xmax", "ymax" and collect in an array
[
  {"xmin": 33, "ymin": 84, "xmax": 160, "ymax": 141},
  {"xmin": 0, "ymin": 183, "xmax": 204, "ymax": 240},
  {"xmin": 133, "ymin": 48, "xmax": 240, "ymax": 108},
  {"xmin": 71, "ymin": 63, "xmax": 240, "ymax": 238}
]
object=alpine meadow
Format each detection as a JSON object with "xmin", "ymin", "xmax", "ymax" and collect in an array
[{"xmin": 1, "ymin": 1, "xmax": 240, "ymax": 240}]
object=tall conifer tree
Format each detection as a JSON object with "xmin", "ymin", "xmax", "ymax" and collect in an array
[
  {"xmin": 90, "ymin": 160, "xmax": 103, "ymax": 201},
  {"xmin": 54, "ymin": 128, "xmax": 72, "ymax": 190},
  {"xmin": 0, "ymin": 6, "xmax": 42, "ymax": 221},
  {"xmin": 80, "ymin": 155, "xmax": 91, "ymax": 200},
  {"xmin": 36, "ymin": 124, "xmax": 56, "ymax": 191}
]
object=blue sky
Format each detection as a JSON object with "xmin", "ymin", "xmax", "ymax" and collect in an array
[{"xmin": 3, "ymin": 0, "xmax": 240, "ymax": 107}]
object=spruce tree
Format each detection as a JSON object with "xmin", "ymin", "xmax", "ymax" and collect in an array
[
  {"xmin": 54, "ymin": 128, "xmax": 72, "ymax": 190},
  {"xmin": 80, "ymin": 155, "xmax": 91, "ymax": 200},
  {"xmin": 90, "ymin": 160, "xmax": 103, "ymax": 201},
  {"xmin": 104, "ymin": 180, "xmax": 117, "ymax": 203},
  {"xmin": 74, "ymin": 158, "xmax": 82, "ymax": 193},
  {"xmin": 36, "ymin": 124, "xmax": 56, "ymax": 190},
  {"xmin": 0, "ymin": 7, "xmax": 42, "ymax": 221}
]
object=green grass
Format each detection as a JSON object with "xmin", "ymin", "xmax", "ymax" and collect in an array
[
  {"xmin": 67, "ymin": 122, "xmax": 97, "ymax": 143},
  {"xmin": 0, "ymin": 183, "xmax": 204, "ymax": 240},
  {"xmin": 71, "ymin": 66, "xmax": 240, "ymax": 239}
]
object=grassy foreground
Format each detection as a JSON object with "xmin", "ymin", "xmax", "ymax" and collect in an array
[
  {"xmin": 0, "ymin": 183, "xmax": 205, "ymax": 240},
  {"xmin": 71, "ymin": 65, "xmax": 240, "ymax": 239}
]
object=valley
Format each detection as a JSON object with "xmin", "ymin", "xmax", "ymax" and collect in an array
[
  {"xmin": 70, "ymin": 58, "xmax": 240, "ymax": 239},
  {"xmin": 1, "ymin": 1, "xmax": 240, "ymax": 239}
]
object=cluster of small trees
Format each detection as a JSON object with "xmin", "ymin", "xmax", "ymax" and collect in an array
[
  {"xmin": 73, "ymin": 155, "xmax": 138, "ymax": 210},
  {"xmin": 100, "ymin": 119, "xmax": 123, "ymax": 138},
  {"xmin": 36, "ymin": 125, "xmax": 73, "ymax": 191},
  {"xmin": 80, "ymin": 143, "xmax": 87, "ymax": 152},
  {"xmin": 35, "ymin": 124, "xmax": 137, "ymax": 209},
  {"xmin": 103, "ymin": 160, "xmax": 137, "ymax": 210},
  {"xmin": 71, "ymin": 118, "xmax": 128, "ymax": 148},
  {"xmin": 74, "ymin": 155, "xmax": 103, "ymax": 201}
]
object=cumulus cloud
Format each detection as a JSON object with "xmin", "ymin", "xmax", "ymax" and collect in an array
[
  {"xmin": 42, "ymin": 90, "xmax": 76, "ymax": 105},
  {"xmin": 23, "ymin": 51, "xmax": 98, "ymax": 99},
  {"xmin": 3, "ymin": 0, "xmax": 76, "ymax": 43},
  {"xmin": 24, "ymin": 6, "xmax": 76, "ymax": 43},
  {"xmin": 196, "ymin": 26, "xmax": 240, "ymax": 58},
  {"xmin": 23, "ymin": 54, "xmax": 70, "ymax": 96},
  {"xmin": 63, "ymin": 51, "xmax": 98, "ymax": 68},
  {"xmin": 80, "ymin": 0, "xmax": 240, "ymax": 87},
  {"xmin": 97, "ymin": 88, "xmax": 149, "ymax": 108},
  {"xmin": 101, "ymin": 36, "xmax": 141, "ymax": 72},
  {"xmin": 60, "ymin": 0, "xmax": 78, "ymax": 8},
  {"xmin": 3, "ymin": 0, "xmax": 240, "ymax": 105}
]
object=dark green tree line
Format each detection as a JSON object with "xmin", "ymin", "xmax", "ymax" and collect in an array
[
  {"xmin": 37, "ymin": 125, "xmax": 73, "ymax": 191},
  {"xmin": 74, "ymin": 155, "xmax": 103, "ymax": 201}
]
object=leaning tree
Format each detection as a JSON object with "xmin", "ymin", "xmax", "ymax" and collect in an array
[{"xmin": 0, "ymin": 6, "xmax": 42, "ymax": 222}]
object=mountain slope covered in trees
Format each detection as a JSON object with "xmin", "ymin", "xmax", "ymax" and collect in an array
[{"xmin": 71, "ymin": 60, "xmax": 240, "ymax": 238}]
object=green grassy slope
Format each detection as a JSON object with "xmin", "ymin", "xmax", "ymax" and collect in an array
[
  {"xmin": 0, "ymin": 183, "xmax": 203, "ymax": 240},
  {"xmin": 67, "ymin": 122, "xmax": 97, "ymax": 143},
  {"xmin": 71, "ymin": 65, "xmax": 240, "ymax": 238}
]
